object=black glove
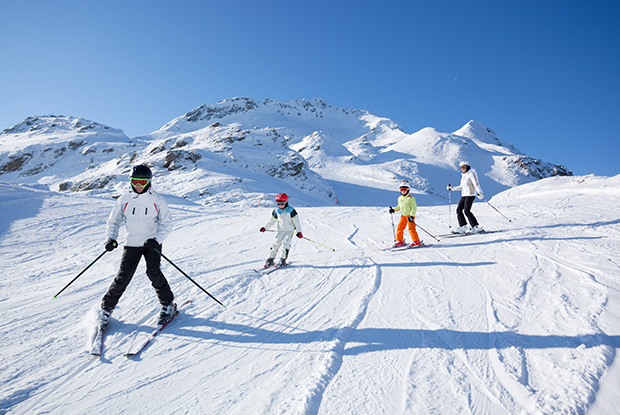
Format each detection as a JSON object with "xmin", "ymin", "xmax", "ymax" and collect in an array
[
  {"xmin": 297, "ymin": 232, "xmax": 303, "ymax": 239},
  {"xmin": 388, "ymin": 207, "xmax": 395, "ymax": 214},
  {"xmin": 144, "ymin": 238, "xmax": 160, "ymax": 251},
  {"xmin": 260, "ymin": 227, "xmax": 266, "ymax": 232},
  {"xmin": 105, "ymin": 239, "xmax": 118, "ymax": 252},
  {"xmin": 407, "ymin": 216, "xmax": 414, "ymax": 223}
]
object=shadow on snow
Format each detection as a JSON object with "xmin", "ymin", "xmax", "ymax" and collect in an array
[{"xmin": 170, "ymin": 316, "xmax": 620, "ymax": 355}]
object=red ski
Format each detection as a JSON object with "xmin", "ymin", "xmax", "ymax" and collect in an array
[{"xmin": 124, "ymin": 300, "xmax": 192, "ymax": 357}]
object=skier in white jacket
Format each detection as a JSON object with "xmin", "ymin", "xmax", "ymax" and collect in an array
[
  {"xmin": 260, "ymin": 193, "xmax": 303, "ymax": 268},
  {"xmin": 447, "ymin": 161, "xmax": 484, "ymax": 234},
  {"xmin": 97, "ymin": 165, "xmax": 176, "ymax": 329}
]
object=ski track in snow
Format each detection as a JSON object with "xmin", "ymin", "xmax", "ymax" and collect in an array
[{"xmin": 427, "ymin": 246, "xmax": 533, "ymax": 413}]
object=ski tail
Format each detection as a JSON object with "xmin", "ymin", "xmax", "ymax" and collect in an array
[
  {"xmin": 124, "ymin": 300, "xmax": 192, "ymax": 357},
  {"xmin": 90, "ymin": 329, "xmax": 104, "ymax": 356}
]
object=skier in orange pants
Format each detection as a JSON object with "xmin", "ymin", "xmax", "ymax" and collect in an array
[{"xmin": 388, "ymin": 180, "xmax": 421, "ymax": 247}]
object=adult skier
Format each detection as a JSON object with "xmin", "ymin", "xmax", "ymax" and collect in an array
[
  {"xmin": 97, "ymin": 165, "xmax": 176, "ymax": 329},
  {"xmin": 389, "ymin": 180, "xmax": 422, "ymax": 247},
  {"xmin": 260, "ymin": 193, "xmax": 303, "ymax": 268},
  {"xmin": 447, "ymin": 160, "xmax": 484, "ymax": 234}
]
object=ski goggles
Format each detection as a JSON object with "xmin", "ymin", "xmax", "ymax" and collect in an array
[
  {"xmin": 276, "ymin": 202, "xmax": 287, "ymax": 206},
  {"xmin": 130, "ymin": 177, "xmax": 151, "ymax": 187}
]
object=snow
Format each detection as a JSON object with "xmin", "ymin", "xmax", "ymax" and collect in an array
[{"xmin": 2, "ymin": 173, "xmax": 620, "ymax": 415}]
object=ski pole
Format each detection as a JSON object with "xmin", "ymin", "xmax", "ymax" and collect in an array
[
  {"xmin": 416, "ymin": 223, "xmax": 440, "ymax": 242},
  {"xmin": 448, "ymin": 188, "xmax": 452, "ymax": 229},
  {"xmin": 390, "ymin": 211, "xmax": 396, "ymax": 242},
  {"xmin": 54, "ymin": 250, "xmax": 107, "ymax": 299},
  {"xmin": 302, "ymin": 236, "xmax": 336, "ymax": 252},
  {"xmin": 155, "ymin": 248, "xmax": 226, "ymax": 308},
  {"xmin": 264, "ymin": 229, "xmax": 335, "ymax": 251},
  {"xmin": 483, "ymin": 198, "xmax": 512, "ymax": 223}
]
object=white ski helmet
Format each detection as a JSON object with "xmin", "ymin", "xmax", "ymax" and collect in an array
[
  {"xmin": 398, "ymin": 180, "xmax": 410, "ymax": 190},
  {"xmin": 459, "ymin": 160, "xmax": 470, "ymax": 168}
]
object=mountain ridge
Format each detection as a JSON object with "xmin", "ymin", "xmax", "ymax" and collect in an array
[{"xmin": 0, "ymin": 98, "xmax": 572, "ymax": 207}]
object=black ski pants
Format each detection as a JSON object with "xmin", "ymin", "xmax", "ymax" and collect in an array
[
  {"xmin": 456, "ymin": 196, "xmax": 479, "ymax": 227},
  {"xmin": 101, "ymin": 245, "xmax": 174, "ymax": 312}
]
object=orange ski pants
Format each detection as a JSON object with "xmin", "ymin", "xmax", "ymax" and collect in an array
[{"xmin": 396, "ymin": 215, "xmax": 420, "ymax": 243}]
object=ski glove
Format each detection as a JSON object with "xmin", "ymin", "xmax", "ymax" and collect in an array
[
  {"xmin": 297, "ymin": 232, "xmax": 303, "ymax": 239},
  {"xmin": 144, "ymin": 238, "xmax": 160, "ymax": 251},
  {"xmin": 260, "ymin": 227, "xmax": 266, "ymax": 232},
  {"xmin": 407, "ymin": 216, "xmax": 414, "ymax": 223},
  {"xmin": 477, "ymin": 191, "xmax": 484, "ymax": 200},
  {"xmin": 105, "ymin": 239, "xmax": 118, "ymax": 252},
  {"xmin": 446, "ymin": 184, "xmax": 452, "ymax": 191},
  {"xmin": 388, "ymin": 207, "xmax": 395, "ymax": 214}
]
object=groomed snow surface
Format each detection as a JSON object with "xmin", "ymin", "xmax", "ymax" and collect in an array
[{"xmin": 1, "ymin": 174, "xmax": 620, "ymax": 415}]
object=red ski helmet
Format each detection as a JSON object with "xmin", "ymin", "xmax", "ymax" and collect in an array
[{"xmin": 275, "ymin": 193, "xmax": 289, "ymax": 203}]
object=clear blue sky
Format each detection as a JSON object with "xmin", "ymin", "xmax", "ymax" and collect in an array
[{"xmin": 1, "ymin": 0, "xmax": 619, "ymax": 176}]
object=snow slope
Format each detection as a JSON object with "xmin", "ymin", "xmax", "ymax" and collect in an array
[{"xmin": 1, "ymin": 173, "xmax": 619, "ymax": 415}]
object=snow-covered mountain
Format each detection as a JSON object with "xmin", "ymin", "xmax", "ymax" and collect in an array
[{"xmin": 0, "ymin": 98, "xmax": 572, "ymax": 207}]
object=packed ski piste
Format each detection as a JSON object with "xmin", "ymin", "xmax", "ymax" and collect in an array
[{"xmin": 3, "ymin": 164, "xmax": 620, "ymax": 415}]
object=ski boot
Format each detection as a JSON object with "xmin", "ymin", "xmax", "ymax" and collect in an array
[
  {"xmin": 158, "ymin": 303, "xmax": 177, "ymax": 325},
  {"xmin": 264, "ymin": 258, "xmax": 275, "ymax": 268},
  {"xmin": 451, "ymin": 225, "xmax": 469, "ymax": 234},
  {"xmin": 97, "ymin": 309, "xmax": 111, "ymax": 330},
  {"xmin": 275, "ymin": 258, "xmax": 287, "ymax": 268}
]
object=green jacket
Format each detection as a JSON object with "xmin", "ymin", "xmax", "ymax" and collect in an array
[{"xmin": 394, "ymin": 194, "xmax": 417, "ymax": 217}]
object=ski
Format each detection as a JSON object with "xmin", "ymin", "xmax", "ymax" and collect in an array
[
  {"xmin": 90, "ymin": 328, "xmax": 105, "ymax": 356},
  {"xmin": 124, "ymin": 300, "xmax": 192, "ymax": 357},
  {"xmin": 254, "ymin": 262, "xmax": 290, "ymax": 275},
  {"xmin": 385, "ymin": 243, "xmax": 433, "ymax": 251},
  {"xmin": 437, "ymin": 230, "xmax": 497, "ymax": 238}
]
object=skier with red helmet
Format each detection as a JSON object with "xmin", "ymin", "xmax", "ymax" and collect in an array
[{"xmin": 260, "ymin": 193, "xmax": 303, "ymax": 268}]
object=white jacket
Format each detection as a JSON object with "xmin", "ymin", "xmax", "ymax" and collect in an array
[
  {"xmin": 107, "ymin": 188, "xmax": 173, "ymax": 247},
  {"xmin": 264, "ymin": 205, "xmax": 302, "ymax": 233},
  {"xmin": 452, "ymin": 168, "xmax": 483, "ymax": 197}
]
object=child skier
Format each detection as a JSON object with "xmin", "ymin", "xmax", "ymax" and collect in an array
[
  {"xmin": 388, "ymin": 180, "xmax": 421, "ymax": 247},
  {"xmin": 447, "ymin": 160, "xmax": 484, "ymax": 234},
  {"xmin": 97, "ymin": 165, "xmax": 176, "ymax": 329},
  {"xmin": 260, "ymin": 193, "xmax": 303, "ymax": 268}
]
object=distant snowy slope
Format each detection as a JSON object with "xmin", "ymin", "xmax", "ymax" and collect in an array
[
  {"xmin": 455, "ymin": 120, "xmax": 572, "ymax": 187},
  {"xmin": 0, "ymin": 115, "xmax": 133, "ymax": 192}
]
